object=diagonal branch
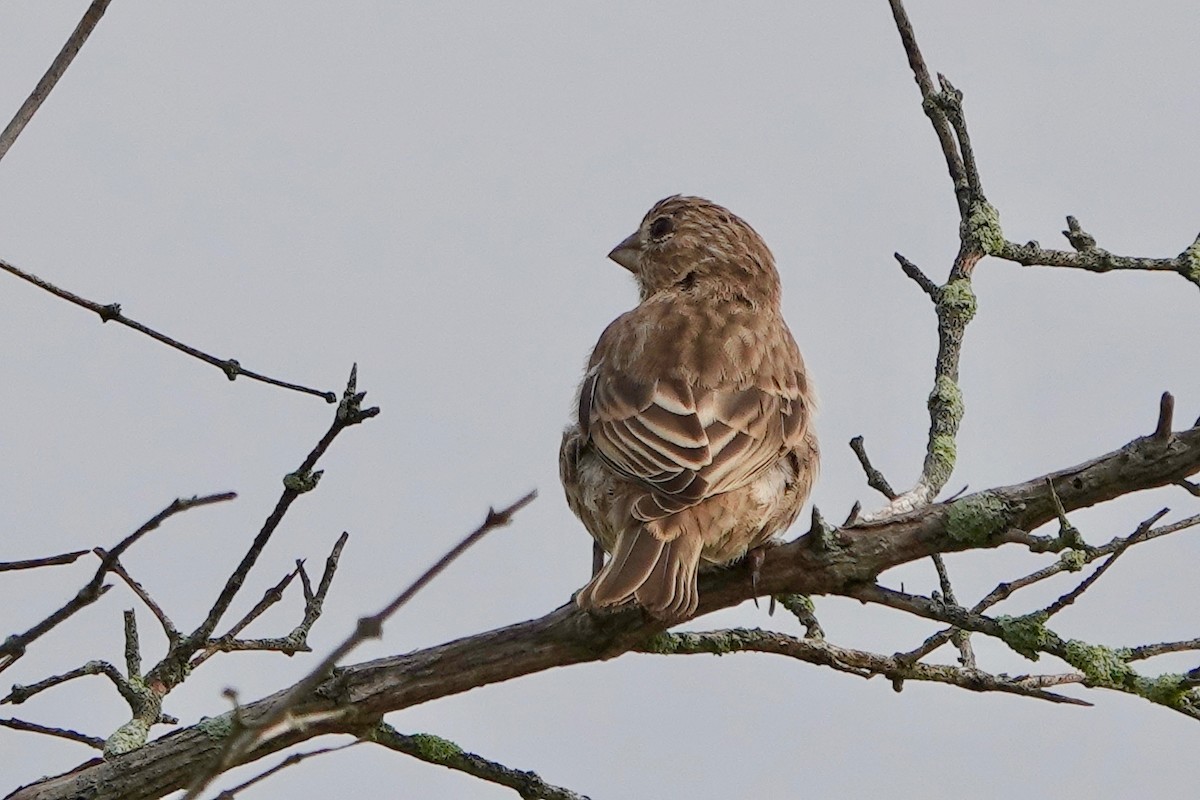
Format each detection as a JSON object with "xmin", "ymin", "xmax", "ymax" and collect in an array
[
  {"xmin": 0, "ymin": 492, "xmax": 236, "ymax": 674},
  {"xmin": 0, "ymin": 0, "xmax": 113, "ymax": 165},
  {"xmin": 0, "ymin": 258, "xmax": 336, "ymax": 403},
  {"xmin": 369, "ymin": 723, "xmax": 589, "ymax": 800}
]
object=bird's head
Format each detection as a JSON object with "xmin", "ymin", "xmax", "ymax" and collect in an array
[{"xmin": 608, "ymin": 195, "xmax": 782, "ymax": 306}]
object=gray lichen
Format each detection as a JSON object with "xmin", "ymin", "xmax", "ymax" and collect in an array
[{"xmin": 103, "ymin": 718, "xmax": 151, "ymax": 758}]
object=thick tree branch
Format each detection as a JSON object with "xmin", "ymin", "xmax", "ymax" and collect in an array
[{"xmin": 11, "ymin": 416, "xmax": 1200, "ymax": 800}]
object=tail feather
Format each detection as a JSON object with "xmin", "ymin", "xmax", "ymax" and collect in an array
[
  {"xmin": 577, "ymin": 526, "xmax": 664, "ymax": 610},
  {"xmin": 577, "ymin": 525, "xmax": 703, "ymax": 621}
]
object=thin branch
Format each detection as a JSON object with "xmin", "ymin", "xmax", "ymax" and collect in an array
[
  {"xmin": 642, "ymin": 628, "xmax": 1088, "ymax": 706},
  {"xmin": 894, "ymin": 252, "xmax": 939, "ymax": 298},
  {"xmin": 186, "ymin": 368, "xmax": 376, "ymax": 650},
  {"xmin": 0, "ymin": 492, "xmax": 236, "ymax": 673},
  {"xmin": 181, "ymin": 490, "xmax": 537, "ymax": 799},
  {"xmin": 997, "ymin": 229, "xmax": 1200, "ymax": 290},
  {"xmin": 931, "ymin": 554, "xmax": 976, "ymax": 668},
  {"xmin": 1, "ymin": 659, "xmax": 142, "ymax": 710},
  {"xmin": 0, "ymin": 258, "xmax": 337, "ymax": 402},
  {"xmin": 1127, "ymin": 639, "xmax": 1200, "ymax": 662},
  {"xmin": 0, "ymin": 718, "xmax": 104, "ymax": 750},
  {"xmin": 1041, "ymin": 509, "xmax": 1168, "ymax": 619},
  {"xmin": 213, "ymin": 741, "xmax": 361, "ymax": 798},
  {"xmin": 0, "ymin": 0, "xmax": 113, "ymax": 164},
  {"xmin": 97, "ymin": 549, "xmax": 181, "ymax": 645},
  {"xmin": 190, "ymin": 567, "xmax": 301, "ymax": 669},
  {"xmin": 849, "ymin": 436, "xmax": 897, "ymax": 499},
  {"xmin": 369, "ymin": 723, "xmax": 590, "ymax": 800},
  {"xmin": 0, "ymin": 550, "xmax": 90, "ymax": 573}
]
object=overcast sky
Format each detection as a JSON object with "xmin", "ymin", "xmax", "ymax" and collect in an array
[{"xmin": 2, "ymin": 2, "xmax": 1198, "ymax": 798}]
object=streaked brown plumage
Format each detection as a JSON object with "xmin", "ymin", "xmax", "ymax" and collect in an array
[{"xmin": 560, "ymin": 195, "xmax": 818, "ymax": 621}]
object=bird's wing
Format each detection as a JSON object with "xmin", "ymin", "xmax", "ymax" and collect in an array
[{"xmin": 580, "ymin": 364, "xmax": 808, "ymax": 523}]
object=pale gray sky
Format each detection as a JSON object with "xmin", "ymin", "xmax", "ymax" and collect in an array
[{"xmin": 2, "ymin": 2, "xmax": 1198, "ymax": 798}]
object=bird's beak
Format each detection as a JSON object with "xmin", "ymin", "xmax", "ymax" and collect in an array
[{"xmin": 607, "ymin": 231, "xmax": 642, "ymax": 272}]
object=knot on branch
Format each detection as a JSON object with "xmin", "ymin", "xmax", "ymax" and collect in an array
[
  {"xmin": 221, "ymin": 359, "xmax": 242, "ymax": 381},
  {"xmin": 97, "ymin": 302, "xmax": 121, "ymax": 322},
  {"xmin": 283, "ymin": 470, "xmax": 323, "ymax": 494}
]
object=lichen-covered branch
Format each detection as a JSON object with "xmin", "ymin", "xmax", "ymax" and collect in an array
[
  {"xmin": 10, "ymin": 413, "xmax": 1199, "ymax": 800},
  {"xmin": 641, "ymin": 628, "xmax": 1087, "ymax": 706},
  {"xmin": 369, "ymin": 723, "xmax": 589, "ymax": 800}
]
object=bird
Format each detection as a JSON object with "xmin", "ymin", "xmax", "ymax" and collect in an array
[{"xmin": 560, "ymin": 195, "xmax": 818, "ymax": 621}]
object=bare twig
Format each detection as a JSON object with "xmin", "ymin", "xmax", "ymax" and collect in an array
[
  {"xmin": 849, "ymin": 436, "xmax": 897, "ymax": 499},
  {"xmin": 187, "ymin": 368, "xmax": 376, "ymax": 650},
  {"xmin": 1041, "ymin": 509, "xmax": 1168, "ymax": 619},
  {"xmin": 0, "ymin": 718, "xmax": 104, "ymax": 750},
  {"xmin": 212, "ymin": 741, "xmax": 361, "ymax": 798},
  {"xmin": 370, "ymin": 723, "xmax": 589, "ymax": 800},
  {"xmin": 194, "ymin": 533, "xmax": 350, "ymax": 667},
  {"xmin": 931, "ymin": 554, "xmax": 976, "ymax": 668},
  {"xmin": 191, "ymin": 568, "xmax": 301, "ymax": 669},
  {"xmin": 2, "ymin": 660, "xmax": 131, "ymax": 706},
  {"xmin": 0, "ymin": 492, "xmax": 236, "ymax": 673},
  {"xmin": 0, "ymin": 258, "xmax": 337, "ymax": 402},
  {"xmin": 181, "ymin": 490, "xmax": 537, "ymax": 798},
  {"xmin": 98, "ymin": 549, "xmax": 181, "ymax": 645},
  {"xmin": 0, "ymin": 550, "xmax": 90, "ymax": 572},
  {"xmin": 1155, "ymin": 392, "xmax": 1176, "ymax": 440},
  {"xmin": 0, "ymin": 0, "xmax": 113, "ymax": 164},
  {"xmin": 895, "ymin": 252, "xmax": 939, "ymax": 298}
]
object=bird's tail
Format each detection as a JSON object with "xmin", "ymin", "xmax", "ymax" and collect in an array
[{"xmin": 576, "ymin": 525, "xmax": 703, "ymax": 621}]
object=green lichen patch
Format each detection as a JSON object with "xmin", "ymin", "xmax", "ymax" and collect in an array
[
  {"xmin": 1181, "ymin": 237, "xmax": 1200, "ymax": 285},
  {"xmin": 104, "ymin": 718, "xmax": 151, "ymax": 758},
  {"xmin": 925, "ymin": 435, "xmax": 958, "ymax": 490},
  {"xmin": 928, "ymin": 376, "xmax": 965, "ymax": 429},
  {"xmin": 283, "ymin": 469, "xmax": 324, "ymax": 493},
  {"xmin": 1062, "ymin": 640, "xmax": 1134, "ymax": 685},
  {"xmin": 1136, "ymin": 673, "xmax": 1192, "ymax": 707},
  {"xmin": 937, "ymin": 279, "xmax": 978, "ymax": 324},
  {"xmin": 945, "ymin": 492, "xmax": 1011, "ymax": 546},
  {"xmin": 967, "ymin": 201, "xmax": 1005, "ymax": 255},
  {"xmin": 1058, "ymin": 550, "xmax": 1087, "ymax": 572},
  {"xmin": 196, "ymin": 711, "xmax": 235, "ymax": 741},
  {"xmin": 994, "ymin": 612, "xmax": 1052, "ymax": 660},
  {"xmin": 409, "ymin": 733, "xmax": 463, "ymax": 763}
]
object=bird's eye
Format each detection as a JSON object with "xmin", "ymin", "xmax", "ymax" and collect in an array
[{"xmin": 648, "ymin": 216, "xmax": 674, "ymax": 240}]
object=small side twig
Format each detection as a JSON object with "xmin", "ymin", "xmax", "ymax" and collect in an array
[
  {"xmin": 182, "ymin": 490, "xmax": 538, "ymax": 799},
  {"xmin": 931, "ymin": 554, "xmax": 975, "ymax": 668},
  {"xmin": 0, "ymin": 492, "xmax": 236, "ymax": 674},
  {"xmin": 849, "ymin": 436, "xmax": 897, "ymax": 500},
  {"xmin": 213, "ymin": 741, "xmax": 362, "ymax": 798},
  {"xmin": 1041, "ymin": 509, "xmax": 1168, "ymax": 619},
  {"xmin": 97, "ymin": 549, "xmax": 181, "ymax": 646},
  {"xmin": 0, "ymin": 550, "xmax": 90, "ymax": 573},
  {"xmin": 0, "ymin": 718, "xmax": 105, "ymax": 750},
  {"xmin": 369, "ymin": 722, "xmax": 590, "ymax": 800}
]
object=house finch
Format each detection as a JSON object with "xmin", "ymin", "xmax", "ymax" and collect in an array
[{"xmin": 560, "ymin": 195, "xmax": 818, "ymax": 621}]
